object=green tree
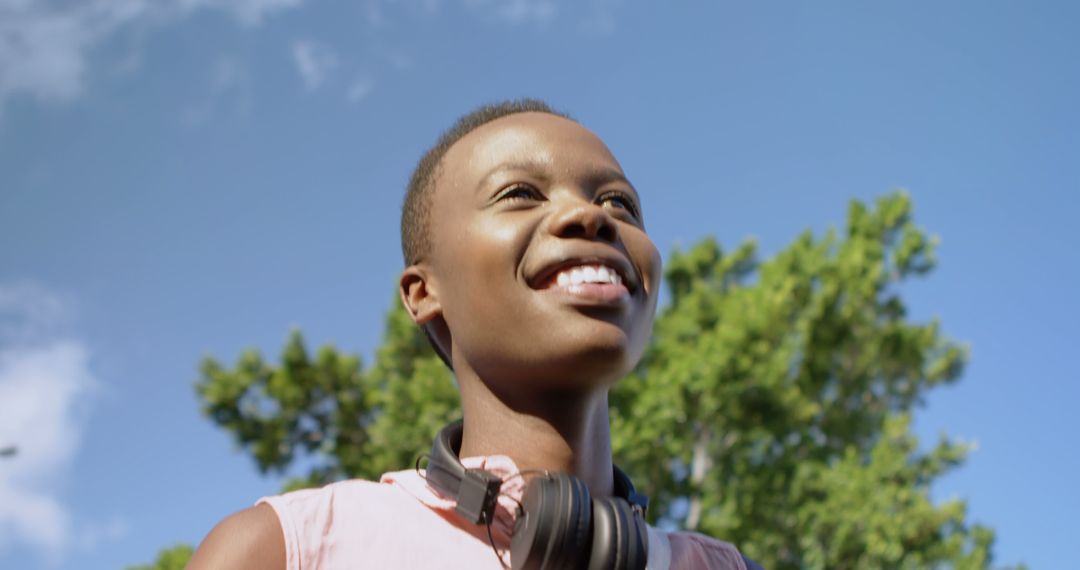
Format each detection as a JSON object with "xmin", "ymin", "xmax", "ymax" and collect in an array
[
  {"xmin": 136, "ymin": 192, "xmax": 1021, "ymax": 568},
  {"xmin": 125, "ymin": 544, "xmax": 194, "ymax": 570},
  {"xmin": 607, "ymin": 192, "xmax": 1005, "ymax": 568},
  {"xmin": 195, "ymin": 290, "xmax": 458, "ymax": 488}
]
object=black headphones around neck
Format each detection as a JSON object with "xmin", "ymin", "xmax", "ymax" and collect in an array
[{"xmin": 424, "ymin": 420, "xmax": 650, "ymax": 570}]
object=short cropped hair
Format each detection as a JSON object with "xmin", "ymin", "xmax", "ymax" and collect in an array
[
  {"xmin": 400, "ymin": 99, "xmax": 571, "ymax": 266},
  {"xmin": 400, "ymin": 99, "xmax": 572, "ymax": 369}
]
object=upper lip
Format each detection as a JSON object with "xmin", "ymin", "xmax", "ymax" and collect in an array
[{"xmin": 527, "ymin": 249, "xmax": 640, "ymax": 293}]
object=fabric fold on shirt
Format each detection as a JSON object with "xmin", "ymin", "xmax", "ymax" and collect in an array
[
  {"xmin": 381, "ymin": 454, "xmax": 525, "ymax": 563},
  {"xmin": 259, "ymin": 455, "xmax": 750, "ymax": 570}
]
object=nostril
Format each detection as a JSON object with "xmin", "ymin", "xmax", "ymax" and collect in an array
[
  {"xmin": 596, "ymin": 223, "xmax": 617, "ymax": 243},
  {"xmin": 558, "ymin": 218, "xmax": 617, "ymax": 242},
  {"xmin": 551, "ymin": 202, "xmax": 620, "ymax": 242},
  {"xmin": 561, "ymin": 223, "xmax": 587, "ymax": 239}
]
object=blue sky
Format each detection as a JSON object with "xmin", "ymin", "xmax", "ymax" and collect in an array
[{"xmin": 1, "ymin": 1, "xmax": 1077, "ymax": 568}]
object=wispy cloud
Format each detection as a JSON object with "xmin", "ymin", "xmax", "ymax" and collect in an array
[
  {"xmin": 496, "ymin": 0, "xmax": 557, "ymax": 25},
  {"xmin": 0, "ymin": 0, "xmax": 305, "ymax": 112},
  {"xmin": 175, "ymin": 0, "xmax": 303, "ymax": 27},
  {"xmin": 211, "ymin": 54, "xmax": 245, "ymax": 91},
  {"xmin": 180, "ymin": 53, "xmax": 252, "ymax": 127},
  {"xmin": 580, "ymin": 0, "xmax": 621, "ymax": 34},
  {"xmin": 76, "ymin": 515, "xmax": 129, "ymax": 550},
  {"xmin": 0, "ymin": 283, "xmax": 111, "ymax": 563},
  {"xmin": 292, "ymin": 40, "xmax": 339, "ymax": 91},
  {"xmin": 2, "ymin": 0, "xmax": 626, "ymax": 114},
  {"xmin": 0, "ymin": 284, "xmax": 72, "ymax": 344},
  {"xmin": 462, "ymin": 0, "xmax": 557, "ymax": 25},
  {"xmin": 0, "ymin": 0, "xmax": 144, "ymax": 106},
  {"xmin": 347, "ymin": 77, "xmax": 375, "ymax": 102}
]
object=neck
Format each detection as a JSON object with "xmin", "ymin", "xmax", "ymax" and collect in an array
[{"xmin": 457, "ymin": 370, "xmax": 615, "ymax": 498}]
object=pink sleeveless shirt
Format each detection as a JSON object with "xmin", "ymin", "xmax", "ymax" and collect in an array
[{"xmin": 257, "ymin": 455, "xmax": 748, "ymax": 570}]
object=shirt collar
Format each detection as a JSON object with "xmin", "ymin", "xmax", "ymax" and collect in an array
[{"xmin": 381, "ymin": 454, "xmax": 526, "ymax": 546}]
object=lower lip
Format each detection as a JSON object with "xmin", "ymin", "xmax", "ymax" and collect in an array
[{"xmin": 538, "ymin": 283, "xmax": 631, "ymax": 305}]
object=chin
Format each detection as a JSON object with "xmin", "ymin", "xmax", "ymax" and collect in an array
[
  {"xmin": 536, "ymin": 336, "xmax": 640, "ymax": 389},
  {"xmin": 459, "ymin": 308, "xmax": 651, "ymax": 390},
  {"xmin": 540, "ymin": 315, "xmax": 648, "ymax": 380}
]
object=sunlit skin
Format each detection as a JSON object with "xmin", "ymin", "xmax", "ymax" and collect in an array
[
  {"xmin": 399, "ymin": 112, "xmax": 662, "ymax": 497},
  {"xmin": 187, "ymin": 112, "xmax": 662, "ymax": 569}
]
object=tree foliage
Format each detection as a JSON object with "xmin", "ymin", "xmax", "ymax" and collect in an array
[
  {"xmin": 125, "ymin": 544, "xmax": 194, "ymax": 570},
  {"xmin": 138, "ymin": 192, "xmax": 1020, "ymax": 569},
  {"xmin": 607, "ymin": 193, "xmax": 998, "ymax": 568},
  {"xmin": 195, "ymin": 290, "xmax": 458, "ymax": 489}
]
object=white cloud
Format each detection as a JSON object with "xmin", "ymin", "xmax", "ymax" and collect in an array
[
  {"xmin": 174, "ymin": 0, "xmax": 303, "ymax": 27},
  {"xmin": 1, "ymin": 0, "xmax": 627, "ymax": 114},
  {"xmin": 292, "ymin": 40, "xmax": 338, "ymax": 91},
  {"xmin": 0, "ymin": 284, "xmax": 105, "ymax": 562},
  {"xmin": 580, "ymin": 0, "xmax": 620, "ymax": 34},
  {"xmin": 179, "ymin": 53, "xmax": 252, "ymax": 127},
  {"xmin": 497, "ymin": 0, "xmax": 556, "ymax": 25},
  {"xmin": 0, "ymin": 284, "xmax": 71, "ymax": 344},
  {"xmin": 76, "ymin": 515, "xmax": 129, "ymax": 550},
  {"xmin": 0, "ymin": 0, "xmax": 304, "ymax": 111},
  {"xmin": 363, "ymin": 0, "xmax": 386, "ymax": 26},
  {"xmin": 347, "ymin": 77, "xmax": 374, "ymax": 102},
  {"xmin": 211, "ymin": 53, "xmax": 246, "ymax": 92},
  {"xmin": 0, "ymin": 0, "xmax": 146, "ymax": 106},
  {"xmin": 462, "ymin": 0, "xmax": 557, "ymax": 25}
]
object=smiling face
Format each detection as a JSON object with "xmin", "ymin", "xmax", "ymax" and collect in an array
[{"xmin": 404, "ymin": 112, "xmax": 662, "ymax": 391}]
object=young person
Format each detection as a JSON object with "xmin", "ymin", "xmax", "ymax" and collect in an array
[{"xmin": 189, "ymin": 100, "xmax": 759, "ymax": 569}]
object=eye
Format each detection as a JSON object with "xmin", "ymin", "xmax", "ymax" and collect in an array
[
  {"xmin": 496, "ymin": 183, "xmax": 543, "ymax": 203},
  {"xmin": 597, "ymin": 191, "xmax": 641, "ymax": 220}
]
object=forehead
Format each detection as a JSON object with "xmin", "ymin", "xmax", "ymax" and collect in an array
[{"xmin": 437, "ymin": 112, "xmax": 623, "ymax": 192}]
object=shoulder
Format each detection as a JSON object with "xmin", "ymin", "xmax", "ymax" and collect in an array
[
  {"xmin": 192, "ymin": 479, "xmax": 414, "ymax": 570},
  {"xmin": 187, "ymin": 503, "xmax": 285, "ymax": 570},
  {"xmin": 261, "ymin": 477, "xmax": 410, "ymax": 521},
  {"xmin": 666, "ymin": 530, "xmax": 764, "ymax": 570}
]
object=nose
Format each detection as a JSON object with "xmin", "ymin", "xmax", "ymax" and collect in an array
[{"xmin": 547, "ymin": 196, "xmax": 619, "ymax": 243}]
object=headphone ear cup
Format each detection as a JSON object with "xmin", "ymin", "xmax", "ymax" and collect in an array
[
  {"xmin": 587, "ymin": 498, "xmax": 648, "ymax": 570},
  {"xmin": 510, "ymin": 474, "xmax": 592, "ymax": 570}
]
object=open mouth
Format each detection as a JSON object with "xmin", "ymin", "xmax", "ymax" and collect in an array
[
  {"xmin": 531, "ymin": 259, "xmax": 636, "ymax": 305},
  {"xmin": 541, "ymin": 263, "xmax": 624, "ymax": 288}
]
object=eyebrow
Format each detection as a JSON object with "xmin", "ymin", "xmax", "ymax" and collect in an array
[
  {"xmin": 476, "ymin": 160, "xmax": 639, "ymax": 197},
  {"xmin": 476, "ymin": 160, "xmax": 553, "ymax": 194}
]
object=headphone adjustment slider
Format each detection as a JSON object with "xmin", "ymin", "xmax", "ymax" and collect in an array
[
  {"xmin": 455, "ymin": 468, "xmax": 503, "ymax": 525},
  {"xmin": 627, "ymin": 490, "xmax": 649, "ymax": 519}
]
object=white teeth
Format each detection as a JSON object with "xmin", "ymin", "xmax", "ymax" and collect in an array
[{"xmin": 550, "ymin": 264, "xmax": 624, "ymax": 287}]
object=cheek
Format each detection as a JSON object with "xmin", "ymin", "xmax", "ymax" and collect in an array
[
  {"xmin": 631, "ymin": 236, "xmax": 663, "ymax": 341},
  {"xmin": 459, "ymin": 217, "xmax": 526, "ymax": 286},
  {"xmin": 627, "ymin": 231, "xmax": 663, "ymax": 302},
  {"xmin": 438, "ymin": 217, "xmax": 530, "ymax": 325},
  {"xmin": 481, "ymin": 218, "xmax": 523, "ymax": 245},
  {"xmin": 646, "ymin": 247, "xmax": 663, "ymax": 298}
]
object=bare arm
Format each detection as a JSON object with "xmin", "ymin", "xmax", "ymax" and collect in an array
[{"xmin": 187, "ymin": 504, "xmax": 286, "ymax": 570}]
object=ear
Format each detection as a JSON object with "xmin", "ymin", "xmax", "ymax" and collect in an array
[{"xmin": 399, "ymin": 264, "xmax": 442, "ymax": 326}]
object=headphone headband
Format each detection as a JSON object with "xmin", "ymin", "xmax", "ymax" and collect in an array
[
  {"xmin": 427, "ymin": 420, "xmax": 503, "ymax": 523},
  {"xmin": 425, "ymin": 420, "xmax": 649, "ymax": 524}
]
